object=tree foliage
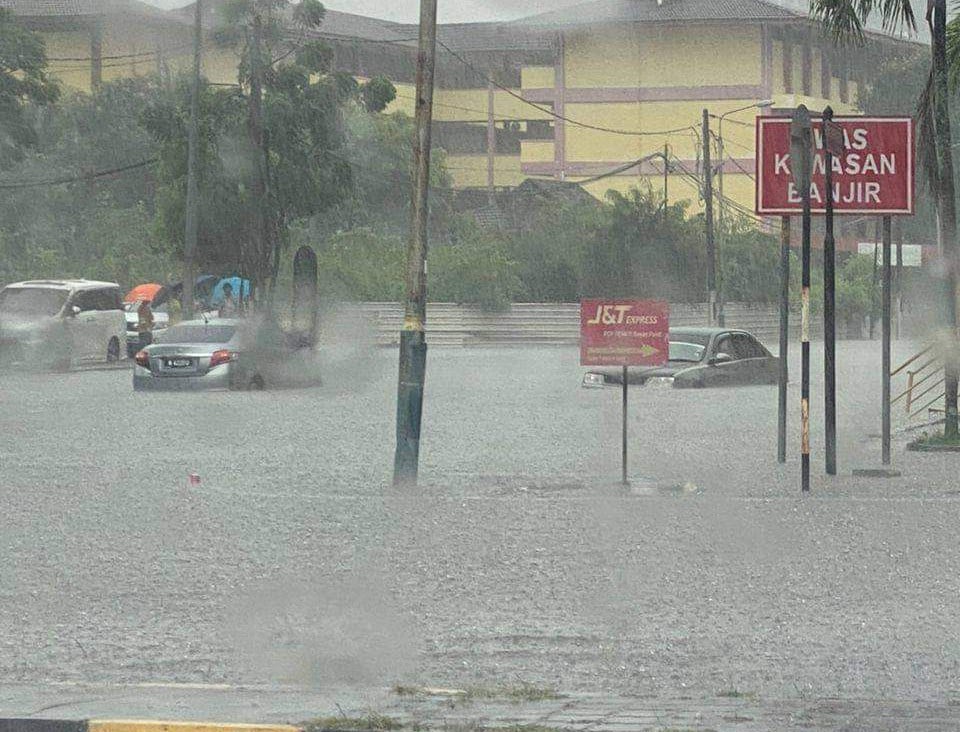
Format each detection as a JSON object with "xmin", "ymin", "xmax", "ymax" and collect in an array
[
  {"xmin": 0, "ymin": 8, "xmax": 59, "ymax": 168},
  {"xmin": 0, "ymin": 78, "xmax": 170, "ymax": 285}
]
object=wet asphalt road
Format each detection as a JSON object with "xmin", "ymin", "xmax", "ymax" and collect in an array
[{"xmin": 1, "ymin": 336, "xmax": 959, "ymax": 712}]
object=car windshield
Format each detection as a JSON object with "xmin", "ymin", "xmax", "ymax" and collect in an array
[
  {"xmin": 0, "ymin": 287, "xmax": 67, "ymax": 317},
  {"xmin": 668, "ymin": 341, "xmax": 706, "ymax": 363},
  {"xmin": 668, "ymin": 334, "xmax": 710, "ymax": 362},
  {"xmin": 157, "ymin": 324, "xmax": 235, "ymax": 344}
]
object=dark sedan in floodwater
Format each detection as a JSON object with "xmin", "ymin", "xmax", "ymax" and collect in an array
[{"xmin": 582, "ymin": 327, "xmax": 779, "ymax": 389}]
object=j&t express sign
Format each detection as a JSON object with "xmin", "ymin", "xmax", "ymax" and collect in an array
[{"xmin": 580, "ymin": 300, "xmax": 669, "ymax": 367}]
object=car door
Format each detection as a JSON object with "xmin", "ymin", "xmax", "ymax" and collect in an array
[
  {"xmin": 66, "ymin": 289, "xmax": 98, "ymax": 361},
  {"xmin": 703, "ymin": 333, "xmax": 740, "ymax": 387},
  {"xmin": 98, "ymin": 287, "xmax": 124, "ymax": 359},
  {"xmin": 728, "ymin": 333, "xmax": 769, "ymax": 385},
  {"xmin": 737, "ymin": 333, "xmax": 778, "ymax": 384}
]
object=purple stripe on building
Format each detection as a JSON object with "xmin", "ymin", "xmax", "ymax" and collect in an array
[
  {"xmin": 524, "ymin": 85, "xmax": 769, "ymax": 104},
  {"xmin": 521, "ymin": 158, "xmax": 756, "ymax": 178}
]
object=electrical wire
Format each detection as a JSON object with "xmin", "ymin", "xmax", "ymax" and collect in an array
[
  {"xmin": 0, "ymin": 158, "xmax": 158, "ymax": 190},
  {"xmin": 725, "ymin": 157, "xmax": 756, "ymax": 181},
  {"xmin": 435, "ymin": 39, "xmax": 697, "ymax": 139},
  {"xmin": 393, "ymin": 93, "xmax": 551, "ymax": 123}
]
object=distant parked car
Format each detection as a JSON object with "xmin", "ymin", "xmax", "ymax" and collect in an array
[
  {"xmin": 0, "ymin": 279, "xmax": 126, "ymax": 370},
  {"xmin": 582, "ymin": 327, "xmax": 779, "ymax": 389}
]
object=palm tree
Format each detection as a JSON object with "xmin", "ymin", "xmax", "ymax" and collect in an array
[{"xmin": 812, "ymin": 0, "xmax": 959, "ymax": 439}]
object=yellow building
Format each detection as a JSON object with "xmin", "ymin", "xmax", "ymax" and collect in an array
[{"xmin": 6, "ymin": 0, "xmax": 920, "ymax": 221}]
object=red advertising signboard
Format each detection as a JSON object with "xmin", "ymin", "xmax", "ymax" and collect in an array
[
  {"xmin": 580, "ymin": 300, "xmax": 669, "ymax": 366},
  {"xmin": 756, "ymin": 116, "xmax": 914, "ymax": 215}
]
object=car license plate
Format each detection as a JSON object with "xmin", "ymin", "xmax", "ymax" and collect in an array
[{"xmin": 167, "ymin": 358, "xmax": 191, "ymax": 368}]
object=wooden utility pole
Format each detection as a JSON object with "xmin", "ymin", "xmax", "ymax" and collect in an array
[
  {"xmin": 702, "ymin": 109, "xmax": 717, "ymax": 326},
  {"xmin": 393, "ymin": 0, "xmax": 438, "ymax": 486},
  {"xmin": 183, "ymin": 0, "xmax": 202, "ymax": 320}
]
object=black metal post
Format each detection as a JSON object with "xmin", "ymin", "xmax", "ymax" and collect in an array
[
  {"xmin": 778, "ymin": 216, "xmax": 791, "ymax": 464},
  {"xmin": 801, "ymin": 188, "xmax": 811, "ymax": 492},
  {"xmin": 882, "ymin": 216, "xmax": 892, "ymax": 465},
  {"xmin": 823, "ymin": 107, "xmax": 838, "ymax": 476},
  {"xmin": 791, "ymin": 105, "xmax": 812, "ymax": 493},
  {"xmin": 622, "ymin": 365, "xmax": 628, "ymax": 486}
]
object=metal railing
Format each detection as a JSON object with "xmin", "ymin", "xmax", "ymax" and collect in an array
[
  {"xmin": 348, "ymin": 301, "xmax": 823, "ymax": 348},
  {"xmin": 891, "ymin": 345, "xmax": 945, "ymax": 419}
]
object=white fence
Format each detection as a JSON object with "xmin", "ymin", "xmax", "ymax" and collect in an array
[{"xmin": 337, "ymin": 302, "xmax": 823, "ymax": 348}]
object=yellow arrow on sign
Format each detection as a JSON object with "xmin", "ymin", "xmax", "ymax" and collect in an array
[{"xmin": 638, "ymin": 344, "xmax": 660, "ymax": 357}]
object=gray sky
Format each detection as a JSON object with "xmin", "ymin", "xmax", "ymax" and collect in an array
[{"xmin": 141, "ymin": 0, "xmax": 580, "ymax": 23}]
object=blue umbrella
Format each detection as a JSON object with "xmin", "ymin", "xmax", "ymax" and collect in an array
[{"xmin": 211, "ymin": 277, "xmax": 251, "ymax": 305}]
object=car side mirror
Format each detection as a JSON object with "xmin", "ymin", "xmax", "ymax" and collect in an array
[{"xmin": 710, "ymin": 352, "xmax": 734, "ymax": 365}]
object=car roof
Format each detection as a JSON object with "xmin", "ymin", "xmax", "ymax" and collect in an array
[
  {"xmin": 5, "ymin": 279, "xmax": 120, "ymax": 291},
  {"xmin": 670, "ymin": 327, "xmax": 755, "ymax": 338}
]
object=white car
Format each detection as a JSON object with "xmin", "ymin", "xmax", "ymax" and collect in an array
[{"xmin": 0, "ymin": 279, "xmax": 127, "ymax": 369}]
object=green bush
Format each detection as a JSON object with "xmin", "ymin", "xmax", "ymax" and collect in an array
[
  {"xmin": 316, "ymin": 228, "xmax": 405, "ymax": 301},
  {"xmin": 431, "ymin": 233, "xmax": 522, "ymax": 311}
]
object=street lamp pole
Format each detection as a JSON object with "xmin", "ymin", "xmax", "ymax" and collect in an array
[{"xmin": 711, "ymin": 100, "xmax": 773, "ymax": 327}]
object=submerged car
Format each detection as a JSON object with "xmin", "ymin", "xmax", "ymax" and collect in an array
[
  {"xmin": 0, "ymin": 279, "xmax": 126, "ymax": 370},
  {"xmin": 582, "ymin": 327, "xmax": 779, "ymax": 389},
  {"xmin": 133, "ymin": 316, "xmax": 319, "ymax": 391}
]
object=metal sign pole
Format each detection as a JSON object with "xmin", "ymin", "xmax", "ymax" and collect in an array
[
  {"xmin": 778, "ymin": 216, "xmax": 791, "ymax": 464},
  {"xmin": 791, "ymin": 105, "xmax": 813, "ymax": 493},
  {"xmin": 622, "ymin": 365, "xmax": 629, "ymax": 486},
  {"xmin": 823, "ymin": 107, "xmax": 841, "ymax": 476},
  {"xmin": 882, "ymin": 216, "xmax": 893, "ymax": 465}
]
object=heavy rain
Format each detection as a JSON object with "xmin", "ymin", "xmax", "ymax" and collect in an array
[{"xmin": 1, "ymin": 0, "xmax": 959, "ymax": 730}]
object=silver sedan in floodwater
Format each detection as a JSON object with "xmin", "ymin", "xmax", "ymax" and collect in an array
[{"xmin": 133, "ymin": 318, "xmax": 278, "ymax": 391}]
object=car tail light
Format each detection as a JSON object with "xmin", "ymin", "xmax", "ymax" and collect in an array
[
  {"xmin": 210, "ymin": 350, "xmax": 238, "ymax": 368},
  {"xmin": 134, "ymin": 350, "xmax": 150, "ymax": 368}
]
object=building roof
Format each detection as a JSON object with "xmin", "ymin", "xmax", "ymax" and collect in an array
[
  {"xmin": 456, "ymin": 178, "xmax": 598, "ymax": 232},
  {"xmin": 315, "ymin": 9, "xmax": 413, "ymax": 44},
  {"xmin": 516, "ymin": 0, "xmax": 926, "ymax": 44},
  {"xmin": 0, "ymin": 0, "xmax": 169, "ymax": 20},
  {"xmin": 519, "ymin": 0, "xmax": 798, "ymax": 26},
  {"xmin": 172, "ymin": 1, "xmax": 417, "ymax": 45},
  {"xmin": 397, "ymin": 21, "xmax": 555, "ymax": 52}
]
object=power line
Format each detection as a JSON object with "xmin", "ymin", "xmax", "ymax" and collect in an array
[
  {"xmin": 393, "ymin": 92, "xmax": 549, "ymax": 123},
  {"xmin": 0, "ymin": 158, "xmax": 157, "ymax": 190},
  {"xmin": 435, "ymin": 39, "xmax": 697, "ymax": 139},
  {"xmin": 725, "ymin": 156, "xmax": 756, "ymax": 181}
]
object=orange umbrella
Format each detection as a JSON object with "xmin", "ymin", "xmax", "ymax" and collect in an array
[{"xmin": 124, "ymin": 283, "xmax": 163, "ymax": 304}]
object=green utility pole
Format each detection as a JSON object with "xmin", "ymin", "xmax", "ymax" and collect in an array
[
  {"xmin": 183, "ymin": 0, "xmax": 201, "ymax": 320},
  {"xmin": 394, "ymin": 0, "xmax": 438, "ymax": 487}
]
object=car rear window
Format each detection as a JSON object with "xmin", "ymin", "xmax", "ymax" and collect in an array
[
  {"xmin": 158, "ymin": 324, "xmax": 236, "ymax": 344},
  {"xmin": 0, "ymin": 287, "xmax": 68, "ymax": 316}
]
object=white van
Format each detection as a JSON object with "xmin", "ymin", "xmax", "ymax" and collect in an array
[{"xmin": 0, "ymin": 279, "xmax": 127, "ymax": 369}]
